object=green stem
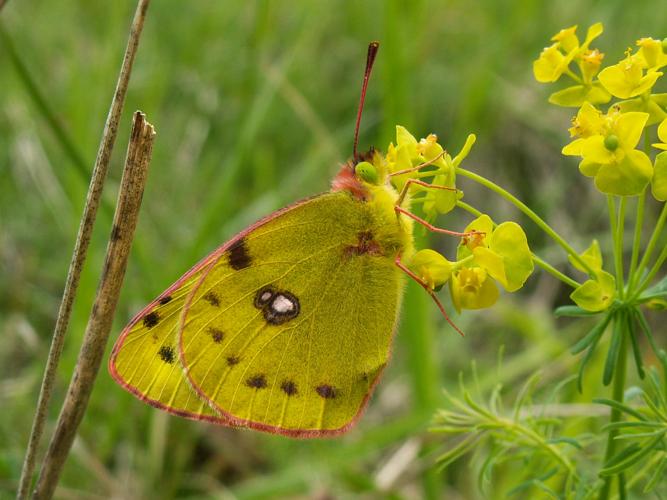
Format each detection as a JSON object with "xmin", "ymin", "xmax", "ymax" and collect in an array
[
  {"xmin": 456, "ymin": 201, "xmax": 581, "ymax": 289},
  {"xmin": 456, "ymin": 168, "xmax": 598, "ymax": 277},
  {"xmin": 627, "ymin": 191, "xmax": 645, "ymax": 293},
  {"xmin": 532, "ymin": 255, "xmax": 581, "ymax": 289},
  {"xmin": 598, "ymin": 313, "xmax": 628, "ymax": 500},
  {"xmin": 633, "ymin": 202, "xmax": 667, "ymax": 286},
  {"xmin": 633, "ymin": 241, "xmax": 667, "ymax": 297},
  {"xmin": 607, "ymin": 195, "xmax": 625, "ymax": 298}
]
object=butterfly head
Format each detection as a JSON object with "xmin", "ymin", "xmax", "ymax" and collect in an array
[{"xmin": 332, "ymin": 148, "xmax": 389, "ymax": 200}]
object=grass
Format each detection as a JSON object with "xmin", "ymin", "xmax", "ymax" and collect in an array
[{"xmin": 1, "ymin": 0, "xmax": 666, "ymax": 497}]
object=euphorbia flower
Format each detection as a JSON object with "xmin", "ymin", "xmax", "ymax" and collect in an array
[
  {"xmin": 450, "ymin": 267, "xmax": 499, "ymax": 312},
  {"xmin": 598, "ymin": 52, "xmax": 663, "ymax": 99},
  {"xmin": 409, "ymin": 249, "xmax": 453, "ymax": 291},
  {"xmin": 567, "ymin": 239, "xmax": 615, "ymax": 312},
  {"xmin": 421, "ymin": 134, "xmax": 476, "ymax": 219},
  {"xmin": 458, "ymin": 215, "xmax": 534, "ymax": 292},
  {"xmin": 636, "ymin": 37, "xmax": 667, "ymax": 70},
  {"xmin": 563, "ymin": 104, "xmax": 653, "ymax": 195},
  {"xmin": 533, "ymin": 23, "xmax": 604, "ymax": 83}
]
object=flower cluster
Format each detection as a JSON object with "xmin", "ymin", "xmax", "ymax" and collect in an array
[
  {"xmin": 534, "ymin": 24, "xmax": 667, "ymax": 199},
  {"xmin": 385, "ymin": 127, "xmax": 534, "ymax": 311},
  {"xmin": 535, "ymin": 23, "xmax": 667, "ymax": 311}
]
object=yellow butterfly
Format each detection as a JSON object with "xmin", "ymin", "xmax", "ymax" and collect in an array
[{"xmin": 109, "ymin": 42, "xmax": 464, "ymax": 437}]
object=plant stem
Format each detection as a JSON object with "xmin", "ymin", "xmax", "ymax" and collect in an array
[
  {"xmin": 456, "ymin": 200, "xmax": 580, "ymax": 288},
  {"xmin": 598, "ymin": 313, "xmax": 628, "ymax": 500},
  {"xmin": 627, "ymin": 191, "xmax": 645, "ymax": 293},
  {"xmin": 532, "ymin": 255, "xmax": 581, "ymax": 289},
  {"xmin": 632, "ymin": 202, "xmax": 667, "ymax": 289},
  {"xmin": 608, "ymin": 195, "xmax": 625, "ymax": 298},
  {"xmin": 634, "ymin": 241, "xmax": 667, "ymax": 296},
  {"xmin": 16, "ymin": 2, "xmax": 152, "ymax": 498},
  {"xmin": 33, "ymin": 111, "xmax": 155, "ymax": 500},
  {"xmin": 456, "ymin": 168, "xmax": 598, "ymax": 277}
]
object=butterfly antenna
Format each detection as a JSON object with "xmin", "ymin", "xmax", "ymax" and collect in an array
[{"xmin": 353, "ymin": 41, "xmax": 380, "ymax": 161}]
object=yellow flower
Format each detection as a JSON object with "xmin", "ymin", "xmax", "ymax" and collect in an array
[
  {"xmin": 570, "ymin": 271, "xmax": 616, "ymax": 312},
  {"xmin": 450, "ymin": 267, "xmax": 499, "ymax": 312},
  {"xmin": 562, "ymin": 102, "xmax": 607, "ymax": 156},
  {"xmin": 409, "ymin": 249, "xmax": 453, "ymax": 291},
  {"xmin": 458, "ymin": 215, "xmax": 534, "ymax": 292},
  {"xmin": 563, "ymin": 104, "xmax": 653, "ymax": 195},
  {"xmin": 533, "ymin": 23, "xmax": 604, "ymax": 83},
  {"xmin": 654, "ymin": 117, "xmax": 667, "ymax": 150},
  {"xmin": 580, "ymin": 48, "xmax": 605, "ymax": 81},
  {"xmin": 552, "ymin": 25, "xmax": 579, "ymax": 52},
  {"xmin": 598, "ymin": 52, "xmax": 663, "ymax": 99},
  {"xmin": 534, "ymin": 43, "xmax": 569, "ymax": 83},
  {"xmin": 636, "ymin": 37, "xmax": 667, "ymax": 70}
]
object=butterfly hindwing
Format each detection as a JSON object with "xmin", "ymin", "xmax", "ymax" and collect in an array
[
  {"xmin": 109, "ymin": 256, "xmax": 227, "ymax": 422},
  {"xmin": 178, "ymin": 192, "xmax": 404, "ymax": 436}
]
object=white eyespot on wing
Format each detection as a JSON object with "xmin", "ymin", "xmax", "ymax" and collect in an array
[{"xmin": 271, "ymin": 294, "xmax": 297, "ymax": 313}]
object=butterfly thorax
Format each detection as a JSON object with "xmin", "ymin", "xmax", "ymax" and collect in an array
[{"xmin": 332, "ymin": 155, "xmax": 415, "ymax": 261}]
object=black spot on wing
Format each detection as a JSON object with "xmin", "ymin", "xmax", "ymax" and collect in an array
[
  {"xmin": 315, "ymin": 384, "xmax": 337, "ymax": 399},
  {"xmin": 207, "ymin": 327, "xmax": 224, "ymax": 343},
  {"xmin": 228, "ymin": 238, "xmax": 251, "ymax": 270},
  {"xmin": 158, "ymin": 346, "xmax": 175, "ymax": 364},
  {"xmin": 246, "ymin": 374, "xmax": 267, "ymax": 389},
  {"xmin": 226, "ymin": 355, "xmax": 240, "ymax": 366},
  {"xmin": 158, "ymin": 295, "xmax": 172, "ymax": 305},
  {"xmin": 203, "ymin": 291, "xmax": 220, "ymax": 307},
  {"xmin": 143, "ymin": 311, "xmax": 160, "ymax": 328},
  {"xmin": 280, "ymin": 380, "xmax": 298, "ymax": 396}
]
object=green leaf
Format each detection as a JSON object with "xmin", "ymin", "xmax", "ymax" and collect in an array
[
  {"xmin": 633, "ymin": 309, "xmax": 661, "ymax": 357},
  {"xmin": 644, "ymin": 453, "xmax": 667, "ymax": 492},
  {"xmin": 554, "ymin": 305, "xmax": 601, "ymax": 317},
  {"xmin": 627, "ymin": 317, "xmax": 646, "ymax": 380},
  {"xmin": 548, "ymin": 83, "xmax": 611, "ymax": 107},
  {"xmin": 600, "ymin": 431, "xmax": 666, "ymax": 475},
  {"xmin": 571, "ymin": 312, "xmax": 612, "ymax": 354},
  {"xmin": 603, "ymin": 317, "xmax": 624, "ymax": 386},
  {"xmin": 594, "ymin": 398, "xmax": 647, "ymax": 421},
  {"xmin": 638, "ymin": 274, "xmax": 667, "ymax": 302}
]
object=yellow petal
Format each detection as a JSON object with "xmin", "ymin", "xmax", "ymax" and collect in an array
[
  {"xmin": 570, "ymin": 271, "xmax": 615, "ymax": 312},
  {"xmin": 593, "ymin": 149, "xmax": 653, "ymax": 196},
  {"xmin": 568, "ymin": 239, "xmax": 603, "ymax": 274},
  {"xmin": 658, "ymin": 117, "xmax": 667, "ymax": 144},
  {"xmin": 581, "ymin": 135, "xmax": 615, "ymax": 164},
  {"xmin": 534, "ymin": 44, "xmax": 566, "ymax": 83},
  {"xmin": 450, "ymin": 268, "xmax": 499, "ymax": 312},
  {"xmin": 614, "ymin": 111, "xmax": 649, "ymax": 150},
  {"xmin": 652, "ymin": 151, "xmax": 667, "ymax": 201}
]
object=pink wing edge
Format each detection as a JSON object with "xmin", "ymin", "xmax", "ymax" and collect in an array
[
  {"xmin": 108, "ymin": 194, "xmax": 324, "ymax": 424},
  {"xmin": 177, "ymin": 196, "xmax": 400, "ymax": 438}
]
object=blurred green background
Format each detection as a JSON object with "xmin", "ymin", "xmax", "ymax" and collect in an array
[{"xmin": 1, "ymin": 0, "xmax": 666, "ymax": 498}]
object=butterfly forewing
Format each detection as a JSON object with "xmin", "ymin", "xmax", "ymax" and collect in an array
[{"xmin": 178, "ymin": 192, "xmax": 404, "ymax": 436}]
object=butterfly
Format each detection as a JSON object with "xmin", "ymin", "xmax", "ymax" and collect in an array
[{"xmin": 109, "ymin": 42, "xmax": 465, "ymax": 437}]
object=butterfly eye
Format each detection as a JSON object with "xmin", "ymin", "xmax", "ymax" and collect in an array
[{"xmin": 355, "ymin": 161, "xmax": 379, "ymax": 184}]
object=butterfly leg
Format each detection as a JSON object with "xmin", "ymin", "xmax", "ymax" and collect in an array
[
  {"xmin": 395, "ymin": 205, "xmax": 480, "ymax": 239},
  {"xmin": 395, "ymin": 178, "xmax": 457, "ymax": 207},
  {"xmin": 388, "ymin": 151, "xmax": 447, "ymax": 178},
  {"xmin": 395, "ymin": 254, "xmax": 465, "ymax": 337}
]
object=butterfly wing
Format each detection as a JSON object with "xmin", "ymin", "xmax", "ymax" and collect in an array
[
  {"xmin": 109, "ymin": 253, "xmax": 232, "ymax": 422},
  {"xmin": 109, "ymin": 195, "xmax": 327, "ymax": 421},
  {"xmin": 178, "ymin": 191, "xmax": 405, "ymax": 436}
]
